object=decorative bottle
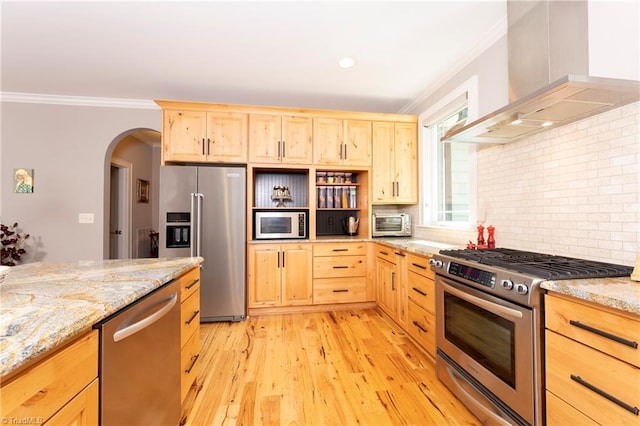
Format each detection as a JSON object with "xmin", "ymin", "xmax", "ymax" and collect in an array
[{"xmin": 487, "ymin": 225, "xmax": 495, "ymax": 248}]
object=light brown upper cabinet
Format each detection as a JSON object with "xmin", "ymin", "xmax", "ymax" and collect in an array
[
  {"xmin": 313, "ymin": 118, "xmax": 372, "ymax": 167},
  {"xmin": 249, "ymin": 114, "xmax": 313, "ymax": 164},
  {"xmin": 162, "ymin": 109, "xmax": 248, "ymax": 164},
  {"xmin": 372, "ymin": 121, "xmax": 417, "ymax": 204}
]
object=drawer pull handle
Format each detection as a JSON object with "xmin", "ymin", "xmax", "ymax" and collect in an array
[
  {"xmin": 569, "ymin": 320, "xmax": 638, "ymax": 349},
  {"xmin": 394, "ymin": 251, "xmax": 406, "ymax": 257},
  {"xmin": 185, "ymin": 310, "xmax": 200, "ymax": 325},
  {"xmin": 333, "ymin": 265, "xmax": 349, "ymax": 269},
  {"xmin": 412, "ymin": 321, "xmax": 428, "ymax": 333},
  {"xmin": 412, "ymin": 287, "xmax": 427, "ymax": 296},
  {"xmin": 332, "ymin": 248, "xmax": 349, "ymax": 252},
  {"xmin": 185, "ymin": 279, "xmax": 200, "ymax": 290},
  {"xmin": 332, "ymin": 289, "xmax": 349, "ymax": 293},
  {"xmin": 379, "ymin": 250, "xmax": 389, "ymax": 256},
  {"xmin": 570, "ymin": 375, "xmax": 639, "ymax": 416},
  {"xmin": 411, "ymin": 262, "xmax": 427, "ymax": 270},
  {"xmin": 186, "ymin": 354, "xmax": 200, "ymax": 374}
]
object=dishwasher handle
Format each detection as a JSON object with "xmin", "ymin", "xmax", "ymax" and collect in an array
[{"xmin": 113, "ymin": 293, "xmax": 178, "ymax": 342}]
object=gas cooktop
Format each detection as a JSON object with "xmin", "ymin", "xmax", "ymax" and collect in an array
[{"xmin": 437, "ymin": 248, "xmax": 633, "ymax": 280}]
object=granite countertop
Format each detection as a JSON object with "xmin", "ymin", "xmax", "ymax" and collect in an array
[
  {"xmin": 541, "ymin": 277, "xmax": 640, "ymax": 315},
  {"xmin": 0, "ymin": 257, "xmax": 203, "ymax": 379}
]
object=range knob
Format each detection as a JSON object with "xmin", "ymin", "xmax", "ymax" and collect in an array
[
  {"xmin": 515, "ymin": 284, "xmax": 529, "ymax": 295},
  {"xmin": 429, "ymin": 259, "xmax": 444, "ymax": 268},
  {"xmin": 501, "ymin": 279, "xmax": 514, "ymax": 290}
]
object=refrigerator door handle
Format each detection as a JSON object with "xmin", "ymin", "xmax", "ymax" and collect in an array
[
  {"xmin": 190, "ymin": 193, "xmax": 197, "ymax": 257},
  {"xmin": 196, "ymin": 193, "xmax": 204, "ymax": 257}
]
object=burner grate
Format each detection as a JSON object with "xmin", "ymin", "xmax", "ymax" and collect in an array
[{"xmin": 439, "ymin": 248, "xmax": 633, "ymax": 280}]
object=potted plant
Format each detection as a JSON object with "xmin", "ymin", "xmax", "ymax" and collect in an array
[{"xmin": 1, "ymin": 222, "xmax": 29, "ymax": 266}]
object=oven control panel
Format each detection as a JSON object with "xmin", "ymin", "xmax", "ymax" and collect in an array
[{"xmin": 448, "ymin": 262, "xmax": 496, "ymax": 288}]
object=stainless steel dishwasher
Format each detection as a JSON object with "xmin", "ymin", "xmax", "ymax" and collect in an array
[{"xmin": 97, "ymin": 279, "xmax": 181, "ymax": 425}]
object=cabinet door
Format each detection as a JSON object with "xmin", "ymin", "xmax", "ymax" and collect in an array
[
  {"xmin": 249, "ymin": 114, "xmax": 282, "ymax": 164},
  {"xmin": 281, "ymin": 116, "xmax": 312, "ymax": 164},
  {"xmin": 343, "ymin": 119, "xmax": 372, "ymax": 166},
  {"xmin": 372, "ymin": 121, "xmax": 395, "ymax": 202},
  {"xmin": 44, "ymin": 379, "xmax": 98, "ymax": 426},
  {"xmin": 282, "ymin": 244, "xmax": 313, "ymax": 305},
  {"xmin": 313, "ymin": 117, "xmax": 343, "ymax": 165},
  {"xmin": 395, "ymin": 252, "xmax": 408, "ymax": 327},
  {"xmin": 206, "ymin": 112, "xmax": 248, "ymax": 163},
  {"xmin": 393, "ymin": 122, "xmax": 418, "ymax": 203},
  {"xmin": 248, "ymin": 244, "xmax": 281, "ymax": 307},
  {"xmin": 375, "ymin": 256, "xmax": 397, "ymax": 317},
  {"xmin": 163, "ymin": 110, "xmax": 206, "ymax": 162}
]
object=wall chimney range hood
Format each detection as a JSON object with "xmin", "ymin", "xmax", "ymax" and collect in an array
[{"xmin": 443, "ymin": 1, "xmax": 640, "ymax": 144}]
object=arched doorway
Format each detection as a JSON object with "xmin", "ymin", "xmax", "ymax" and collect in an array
[{"xmin": 104, "ymin": 129, "xmax": 161, "ymax": 259}]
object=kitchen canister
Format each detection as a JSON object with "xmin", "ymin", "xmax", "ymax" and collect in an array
[
  {"xmin": 334, "ymin": 186, "xmax": 342, "ymax": 208},
  {"xmin": 326, "ymin": 186, "xmax": 334, "ymax": 208}
]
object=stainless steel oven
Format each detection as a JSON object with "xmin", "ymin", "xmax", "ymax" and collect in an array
[{"xmin": 431, "ymin": 248, "xmax": 634, "ymax": 426}]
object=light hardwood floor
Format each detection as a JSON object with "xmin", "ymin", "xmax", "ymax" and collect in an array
[{"xmin": 186, "ymin": 308, "xmax": 480, "ymax": 425}]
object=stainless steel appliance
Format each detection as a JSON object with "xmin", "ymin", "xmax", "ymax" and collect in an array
[
  {"xmin": 254, "ymin": 209, "xmax": 308, "ymax": 240},
  {"xmin": 98, "ymin": 279, "xmax": 181, "ymax": 425},
  {"xmin": 160, "ymin": 165, "xmax": 246, "ymax": 322},
  {"xmin": 430, "ymin": 248, "xmax": 633, "ymax": 426},
  {"xmin": 371, "ymin": 212, "xmax": 411, "ymax": 237}
]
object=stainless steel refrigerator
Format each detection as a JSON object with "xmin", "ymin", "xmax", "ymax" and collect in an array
[{"xmin": 159, "ymin": 165, "xmax": 246, "ymax": 322}]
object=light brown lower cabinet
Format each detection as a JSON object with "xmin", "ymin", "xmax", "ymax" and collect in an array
[
  {"xmin": 313, "ymin": 242, "xmax": 369, "ymax": 304},
  {"xmin": 545, "ymin": 293, "xmax": 640, "ymax": 425},
  {"xmin": 179, "ymin": 267, "xmax": 201, "ymax": 405},
  {"xmin": 0, "ymin": 331, "xmax": 99, "ymax": 425}
]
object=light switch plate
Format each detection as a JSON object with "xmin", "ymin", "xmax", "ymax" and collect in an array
[{"xmin": 79, "ymin": 213, "xmax": 94, "ymax": 224}]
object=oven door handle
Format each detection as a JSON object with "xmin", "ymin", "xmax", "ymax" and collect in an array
[{"xmin": 441, "ymin": 280, "xmax": 523, "ymax": 320}]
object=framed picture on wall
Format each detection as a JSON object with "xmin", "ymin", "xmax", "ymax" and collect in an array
[
  {"xmin": 14, "ymin": 168, "xmax": 34, "ymax": 193},
  {"xmin": 137, "ymin": 179, "xmax": 149, "ymax": 203}
]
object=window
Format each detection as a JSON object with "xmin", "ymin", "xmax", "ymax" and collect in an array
[{"xmin": 420, "ymin": 77, "xmax": 477, "ymax": 228}]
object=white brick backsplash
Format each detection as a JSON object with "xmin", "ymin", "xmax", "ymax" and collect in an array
[{"xmin": 476, "ymin": 101, "xmax": 639, "ymax": 266}]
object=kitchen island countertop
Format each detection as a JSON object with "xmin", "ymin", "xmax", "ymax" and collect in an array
[{"xmin": 0, "ymin": 257, "xmax": 203, "ymax": 379}]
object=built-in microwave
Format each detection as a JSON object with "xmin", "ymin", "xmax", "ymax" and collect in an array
[
  {"xmin": 372, "ymin": 213, "xmax": 412, "ymax": 237},
  {"xmin": 254, "ymin": 210, "xmax": 308, "ymax": 240}
]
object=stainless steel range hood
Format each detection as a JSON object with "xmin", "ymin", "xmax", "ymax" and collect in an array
[{"xmin": 443, "ymin": 1, "xmax": 640, "ymax": 144}]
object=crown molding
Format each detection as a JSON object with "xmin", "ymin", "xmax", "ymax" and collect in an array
[
  {"xmin": 399, "ymin": 16, "xmax": 507, "ymax": 114},
  {"xmin": 0, "ymin": 92, "xmax": 159, "ymax": 109}
]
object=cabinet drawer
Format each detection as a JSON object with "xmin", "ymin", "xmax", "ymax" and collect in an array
[
  {"xmin": 546, "ymin": 390, "xmax": 598, "ymax": 426},
  {"xmin": 181, "ymin": 328, "xmax": 201, "ymax": 403},
  {"xmin": 44, "ymin": 378, "xmax": 99, "ymax": 426},
  {"xmin": 407, "ymin": 270, "xmax": 435, "ymax": 313},
  {"xmin": 314, "ymin": 242, "xmax": 367, "ymax": 257},
  {"xmin": 313, "ymin": 255, "xmax": 367, "ymax": 278},
  {"xmin": 546, "ymin": 331, "xmax": 640, "ymax": 425},
  {"xmin": 374, "ymin": 244, "xmax": 397, "ymax": 263},
  {"xmin": 313, "ymin": 277, "xmax": 367, "ymax": 304},
  {"xmin": 179, "ymin": 267, "xmax": 201, "ymax": 302},
  {"xmin": 407, "ymin": 253, "xmax": 434, "ymax": 279},
  {"xmin": 181, "ymin": 289, "xmax": 201, "ymax": 348},
  {"xmin": 1, "ymin": 331, "xmax": 98, "ymax": 423},
  {"xmin": 546, "ymin": 294, "xmax": 639, "ymax": 367},
  {"xmin": 407, "ymin": 301, "xmax": 436, "ymax": 357}
]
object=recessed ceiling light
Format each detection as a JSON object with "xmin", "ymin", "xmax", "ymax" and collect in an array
[
  {"xmin": 338, "ymin": 57, "xmax": 355, "ymax": 69},
  {"xmin": 541, "ymin": 121, "xmax": 554, "ymax": 127}
]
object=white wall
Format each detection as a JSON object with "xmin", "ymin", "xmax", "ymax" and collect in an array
[{"xmin": 0, "ymin": 101, "xmax": 161, "ymax": 262}]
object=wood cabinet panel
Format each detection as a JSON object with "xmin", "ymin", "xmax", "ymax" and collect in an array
[
  {"xmin": 44, "ymin": 379, "xmax": 98, "ymax": 426},
  {"xmin": 250, "ymin": 114, "xmax": 312, "ymax": 164},
  {"xmin": 181, "ymin": 328, "xmax": 201, "ymax": 403},
  {"xmin": 313, "ymin": 117, "xmax": 343, "ymax": 165},
  {"xmin": 546, "ymin": 330, "xmax": 639, "ymax": 425},
  {"xmin": 313, "ymin": 241, "xmax": 367, "ymax": 257},
  {"xmin": 343, "ymin": 119, "xmax": 372, "ymax": 166},
  {"xmin": 372, "ymin": 121, "xmax": 417, "ymax": 203},
  {"xmin": 1, "ymin": 331, "xmax": 98, "ymax": 423},
  {"xmin": 179, "ymin": 267, "xmax": 201, "ymax": 301},
  {"xmin": 407, "ymin": 253, "xmax": 434, "ymax": 280},
  {"xmin": 546, "ymin": 390, "xmax": 598, "ymax": 426},
  {"xmin": 407, "ymin": 270, "xmax": 435, "ymax": 313},
  {"xmin": 248, "ymin": 244, "xmax": 282, "ymax": 307},
  {"xmin": 181, "ymin": 289, "xmax": 201, "ymax": 348},
  {"xmin": 546, "ymin": 294, "xmax": 640, "ymax": 368},
  {"xmin": 407, "ymin": 301, "xmax": 436, "ymax": 358},
  {"xmin": 281, "ymin": 244, "xmax": 313, "ymax": 305},
  {"xmin": 313, "ymin": 255, "xmax": 367, "ymax": 278},
  {"xmin": 163, "ymin": 110, "xmax": 207, "ymax": 163},
  {"xmin": 206, "ymin": 112, "xmax": 248, "ymax": 163},
  {"xmin": 313, "ymin": 277, "xmax": 368, "ymax": 304}
]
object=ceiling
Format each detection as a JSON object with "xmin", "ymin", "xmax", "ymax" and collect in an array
[{"xmin": 1, "ymin": 1, "xmax": 506, "ymax": 114}]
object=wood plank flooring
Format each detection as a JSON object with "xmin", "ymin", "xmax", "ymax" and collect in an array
[{"xmin": 185, "ymin": 308, "xmax": 480, "ymax": 425}]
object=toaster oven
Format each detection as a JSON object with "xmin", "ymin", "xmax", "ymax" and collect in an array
[{"xmin": 372, "ymin": 213, "xmax": 412, "ymax": 237}]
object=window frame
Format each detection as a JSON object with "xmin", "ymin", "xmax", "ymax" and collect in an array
[{"xmin": 418, "ymin": 76, "xmax": 479, "ymax": 230}]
